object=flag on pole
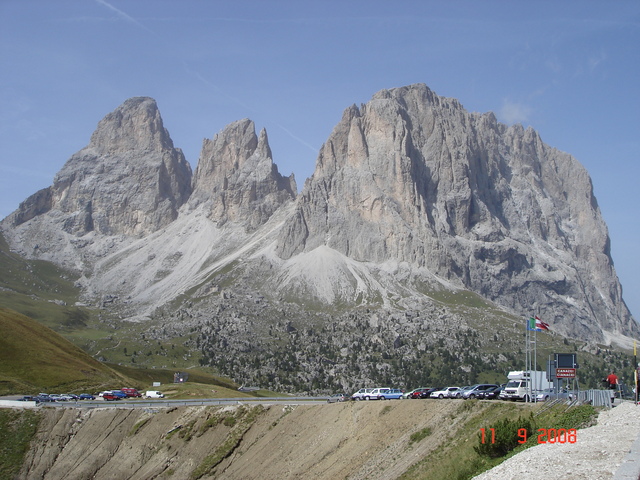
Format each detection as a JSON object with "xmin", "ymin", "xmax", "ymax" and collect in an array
[
  {"xmin": 527, "ymin": 318, "xmax": 540, "ymax": 331},
  {"xmin": 535, "ymin": 315, "xmax": 550, "ymax": 331}
]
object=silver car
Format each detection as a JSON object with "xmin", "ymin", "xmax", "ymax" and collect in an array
[
  {"xmin": 535, "ymin": 388, "xmax": 570, "ymax": 402},
  {"xmin": 327, "ymin": 393, "xmax": 348, "ymax": 403}
]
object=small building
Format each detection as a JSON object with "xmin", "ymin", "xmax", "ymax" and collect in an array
[{"xmin": 173, "ymin": 372, "xmax": 189, "ymax": 383}]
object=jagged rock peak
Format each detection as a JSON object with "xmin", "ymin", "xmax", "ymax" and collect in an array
[
  {"xmin": 190, "ymin": 118, "xmax": 296, "ymax": 229},
  {"xmin": 3, "ymin": 97, "xmax": 192, "ymax": 237},
  {"xmin": 87, "ymin": 97, "xmax": 176, "ymax": 154},
  {"xmin": 276, "ymin": 82, "xmax": 636, "ymax": 340}
]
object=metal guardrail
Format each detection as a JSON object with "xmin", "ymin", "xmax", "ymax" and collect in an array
[
  {"xmin": 534, "ymin": 389, "xmax": 615, "ymax": 415},
  {"xmin": 576, "ymin": 389, "xmax": 613, "ymax": 408},
  {"xmin": 31, "ymin": 396, "xmax": 329, "ymax": 409}
]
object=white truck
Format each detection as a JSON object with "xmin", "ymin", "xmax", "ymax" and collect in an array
[
  {"xmin": 500, "ymin": 370, "xmax": 552, "ymax": 402},
  {"xmin": 145, "ymin": 390, "xmax": 164, "ymax": 398}
]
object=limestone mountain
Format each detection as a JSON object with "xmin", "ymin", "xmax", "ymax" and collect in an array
[
  {"xmin": 2, "ymin": 97, "xmax": 192, "ymax": 268},
  {"xmin": 276, "ymin": 84, "xmax": 635, "ymax": 340},
  {"xmin": 190, "ymin": 118, "xmax": 296, "ymax": 230},
  {"xmin": 0, "ymin": 85, "xmax": 637, "ymax": 393}
]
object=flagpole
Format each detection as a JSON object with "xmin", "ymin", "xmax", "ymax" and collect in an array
[
  {"xmin": 635, "ymin": 340, "xmax": 638, "ymax": 405},
  {"xmin": 525, "ymin": 317, "xmax": 530, "ymax": 402},
  {"xmin": 534, "ymin": 319, "xmax": 537, "ymax": 402}
]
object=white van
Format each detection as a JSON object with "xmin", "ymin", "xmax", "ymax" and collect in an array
[{"xmin": 145, "ymin": 390, "xmax": 164, "ymax": 398}]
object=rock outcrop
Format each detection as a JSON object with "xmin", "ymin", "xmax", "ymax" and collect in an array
[
  {"xmin": 4, "ymin": 97, "xmax": 192, "ymax": 238},
  {"xmin": 189, "ymin": 119, "xmax": 296, "ymax": 230},
  {"xmin": 276, "ymin": 84, "xmax": 635, "ymax": 338}
]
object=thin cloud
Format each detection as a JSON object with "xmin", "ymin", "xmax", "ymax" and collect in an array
[
  {"xmin": 588, "ymin": 48, "xmax": 607, "ymax": 72},
  {"xmin": 277, "ymin": 124, "xmax": 318, "ymax": 154},
  {"xmin": 94, "ymin": 0, "xmax": 156, "ymax": 35},
  {"xmin": 183, "ymin": 63, "xmax": 254, "ymax": 113},
  {"xmin": 182, "ymin": 63, "xmax": 319, "ymax": 155},
  {"xmin": 500, "ymin": 100, "xmax": 532, "ymax": 125}
]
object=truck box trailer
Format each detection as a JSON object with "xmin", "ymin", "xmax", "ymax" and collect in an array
[{"xmin": 500, "ymin": 370, "xmax": 552, "ymax": 401}]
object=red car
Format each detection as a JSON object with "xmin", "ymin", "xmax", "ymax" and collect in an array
[
  {"xmin": 121, "ymin": 388, "xmax": 142, "ymax": 398},
  {"xmin": 102, "ymin": 392, "xmax": 119, "ymax": 401},
  {"xmin": 410, "ymin": 388, "xmax": 438, "ymax": 399}
]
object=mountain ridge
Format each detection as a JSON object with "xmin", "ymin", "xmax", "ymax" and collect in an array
[{"xmin": 1, "ymin": 84, "xmax": 636, "ymax": 391}]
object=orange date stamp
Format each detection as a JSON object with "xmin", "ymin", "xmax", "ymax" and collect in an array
[{"xmin": 480, "ymin": 427, "xmax": 577, "ymax": 444}]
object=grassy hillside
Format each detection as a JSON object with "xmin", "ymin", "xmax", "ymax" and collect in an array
[
  {"xmin": 0, "ymin": 232, "xmax": 92, "ymax": 333},
  {"xmin": 106, "ymin": 363, "xmax": 279, "ymax": 398},
  {"xmin": 0, "ymin": 307, "xmax": 133, "ymax": 395},
  {"xmin": 0, "ymin": 232, "xmax": 634, "ymax": 397}
]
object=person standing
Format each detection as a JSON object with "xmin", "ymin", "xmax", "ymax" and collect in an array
[{"xmin": 607, "ymin": 371, "xmax": 619, "ymax": 404}]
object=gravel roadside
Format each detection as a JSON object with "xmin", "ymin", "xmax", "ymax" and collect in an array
[{"xmin": 473, "ymin": 401, "xmax": 640, "ymax": 480}]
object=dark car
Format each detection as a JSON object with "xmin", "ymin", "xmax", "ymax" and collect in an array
[
  {"xmin": 34, "ymin": 395, "xmax": 55, "ymax": 402},
  {"xmin": 478, "ymin": 386, "xmax": 502, "ymax": 400},
  {"xmin": 411, "ymin": 388, "xmax": 438, "ymax": 399},
  {"xmin": 462, "ymin": 384, "xmax": 499, "ymax": 399},
  {"xmin": 79, "ymin": 393, "xmax": 95, "ymax": 400}
]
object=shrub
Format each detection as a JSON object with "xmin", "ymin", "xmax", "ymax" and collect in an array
[
  {"xmin": 474, "ymin": 415, "xmax": 535, "ymax": 458},
  {"xmin": 409, "ymin": 427, "xmax": 433, "ymax": 444}
]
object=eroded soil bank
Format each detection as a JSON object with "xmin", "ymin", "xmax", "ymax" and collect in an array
[
  {"xmin": 15, "ymin": 399, "xmax": 496, "ymax": 479},
  {"xmin": 15, "ymin": 399, "xmax": 637, "ymax": 480}
]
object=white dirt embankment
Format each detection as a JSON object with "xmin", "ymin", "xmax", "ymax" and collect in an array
[{"xmin": 473, "ymin": 401, "xmax": 640, "ymax": 480}]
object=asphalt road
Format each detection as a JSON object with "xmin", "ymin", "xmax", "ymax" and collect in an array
[{"xmin": 1, "ymin": 395, "xmax": 330, "ymax": 408}]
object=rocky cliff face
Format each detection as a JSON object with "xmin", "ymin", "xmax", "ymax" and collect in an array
[
  {"xmin": 276, "ymin": 84, "xmax": 635, "ymax": 339},
  {"xmin": 190, "ymin": 119, "xmax": 296, "ymax": 230},
  {"xmin": 5, "ymin": 97, "xmax": 192, "ymax": 238},
  {"xmin": 0, "ymin": 85, "xmax": 635, "ymax": 357}
]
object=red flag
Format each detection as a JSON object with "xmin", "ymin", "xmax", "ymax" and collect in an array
[{"xmin": 535, "ymin": 315, "xmax": 550, "ymax": 331}]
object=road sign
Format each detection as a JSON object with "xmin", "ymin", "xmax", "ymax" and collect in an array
[{"xmin": 555, "ymin": 368, "xmax": 576, "ymax": 378}]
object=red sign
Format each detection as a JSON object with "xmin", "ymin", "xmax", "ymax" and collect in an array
[{"xmin": 556, "ymin": 368, "xmax": 576, "ymax": 378}]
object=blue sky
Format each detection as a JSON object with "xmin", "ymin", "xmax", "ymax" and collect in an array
[{"xmin": 1, "ymin": 1, "xmax": 638, "ymax": 321}]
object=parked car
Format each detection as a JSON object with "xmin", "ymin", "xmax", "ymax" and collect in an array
[
  {"xmin": 50, "ymin": 394, "xmax": 75, "ymax": 401},
  {"xmin": 327, "ymin": 393, "xmax": 348, "ymax": 403},
  {"xmin": 477, "ymin": 385, "xmax": 502, "ymax": 400},
  {"xmin": 102, "ymin": 392, "xmax": 119, "ymax": 401},
  {"xmin": 34, "ymin": 394, "xmax": 55, "ymax": 402},
  {"xmin": 461, "ymin": 384, "xmax": 499, "ymax": 399},
  {"xmin": 535, "ymin": 388, "xmax": 571, "ymax": 402},
  {"xmin": 79, "ymin": 393, "xmax": 95, "ymax": 400},
  {"xmin": 383, "ymin": 388, "xmax": 404, "ymax": 400},
  {"xmin": 145, "ymin": 390, "xmax": 165, "ymax": 398},
  {"xmin": 453, "ymin": 386, "xmax": 474, "ymax": 398},
  {"xmin": 403, "ymin": 387, "xmax": 428, "ymax": 399},
  {"xmin": 409, "ymin": 387, "xmax": 438, "ymax": 399},
  {"xmin": 110, "ymin": 390, "xmax": 128, "ymax": 399},
  {"xmin": 351, "ymin": 388, "xmax": 374, "ymax": 401},
  {"xmin": 430, "ymin": 387, "xmax": 459, "ymax": 399},
  {"xmin": 365, "ymin": 388, "xmax": 403, "ymax": 400},
  {"xmin": 121, "ymin": 388, "xmax": 142, "ymax": 398}
]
